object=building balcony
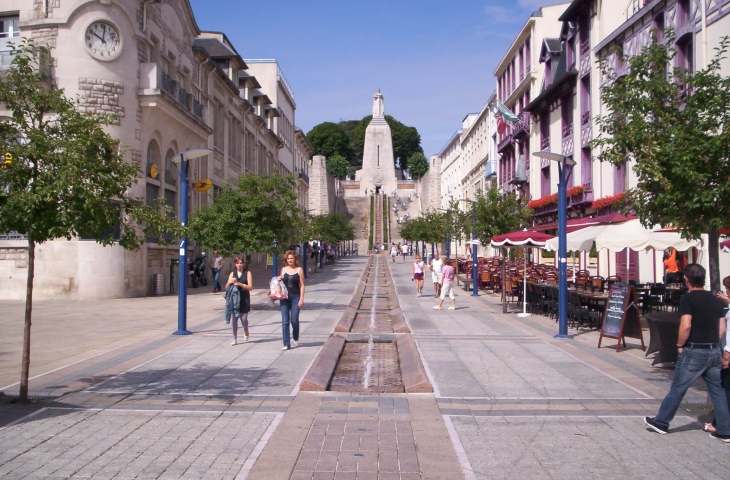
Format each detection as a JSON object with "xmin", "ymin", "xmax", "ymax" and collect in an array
[
  {"xmin": 512, "ymin": 111, "xmax": 531, "ymax": 138},
  {"xmin": 580, "ymin": 38, "xmax": 591, "ymax": 56},
  {"xmin": 139, "ymin": 63, "xmax": 207, "ymax": 124},
  {"xmin": 298, "ymin": 170, "xmax": 309, "ymax": 185},
  {"xmin": 193, "ymin": 99, "xmax": 204, "ymax": 117},
  {"xmin": 562, "ymin": 124, "xmax": 574, "ymax": 138},
  {"xmin": 484, "ymin": 161, "xmax": 496, "ymax": 178},
  {"xmin": 540, "ymin": 137, "xmax": 550, "ymax": 151},
  {"xmin": 1, "ymin": 39, "xmax": 52, "ymax": 81},
  {"xmin": 581, "ymin": 111, "xmax": 591, "ymax": 125},
  {"xmin": 178, "ymin": 86, "xmax": 191, "ymax": 109},
  {"xmin": 498, "ymin": 133, "xmax": 513, "ymax": 152}
]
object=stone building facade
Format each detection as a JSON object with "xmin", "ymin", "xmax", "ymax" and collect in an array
[{"xmin": 0, "ymin": 0, "xmax": 310, "ymax": 300}]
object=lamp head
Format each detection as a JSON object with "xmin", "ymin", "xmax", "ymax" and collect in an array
[
  {"xmin": 171, "ymin": 148, "xmax": 213, "ymax": 163},
  {"xmin": 532, "ymin": 151, "xmax": 576, "ymax": 166}
]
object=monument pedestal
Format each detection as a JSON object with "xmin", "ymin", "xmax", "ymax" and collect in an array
[{"xmin": 355, "ymin": 91, "xmax": 398, "ymax": 195}]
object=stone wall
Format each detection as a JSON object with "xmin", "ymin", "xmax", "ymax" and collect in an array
[
  {"xmin": 77, "ymin": 78, "xmax": 125, "ymax": 124},
  {"xmin": 308, "ymin": 155, "xmax": 336, "ymax": 214},
  {"xmin": 418, "ymin": 155, "xmax": 441, "ymax": 213}
]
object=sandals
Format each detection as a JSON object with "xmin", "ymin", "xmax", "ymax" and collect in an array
[{"xmin": 703, "ymin": 423, "xmax": 716, "ymax": 433}]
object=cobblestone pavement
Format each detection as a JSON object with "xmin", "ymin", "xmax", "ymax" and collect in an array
[{"xmin": 1, "ymin": 255, "xmax": 729, "ymax": 479}]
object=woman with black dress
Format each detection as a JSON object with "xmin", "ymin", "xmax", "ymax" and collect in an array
[
  {"xmin": 279, "ymin": 250, "xmax": 305, "ymax": 350},
  {"xmin": 224, "ymin": 257, "xmax": 252, "ymax": 345}
]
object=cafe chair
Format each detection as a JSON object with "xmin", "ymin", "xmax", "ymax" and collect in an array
[
  {"xmin": 590, "ymin": 276, "xmax": 605, "ymax": 292},
  {"xmin": 646, "ymin": 284, "xmax": 667, "ymax": 313}
]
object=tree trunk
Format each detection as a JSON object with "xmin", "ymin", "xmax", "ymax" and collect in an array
[
  {"xmin": 19, "ymin": 238, "xmax": 35, "ymax": 403},
  {"xmin": 707, "ymin": 229, "xmax": 721, "ymax": 293}
]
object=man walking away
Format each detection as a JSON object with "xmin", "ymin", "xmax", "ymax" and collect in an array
[
  {"xmin": 644, "ymin": 264, "xmax": 730, "ymax": 442},
  {"xmin": 401, "ymin": 243, "xmax": 409, "ymax": 262},
  {"xmin": 433, "ymin": 257, "xmax": 456, "ymax": 310},
  {"xmin": 211, "ymin": 251, "xmax": 224, "ymax": 293}
]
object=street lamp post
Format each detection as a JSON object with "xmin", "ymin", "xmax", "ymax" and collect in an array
[
  {"xmin": 438, "ymin": 208, "xmax": 451, "ymax": 258},
  {"xmin": 172, "ymin": 148, "xmax": 213, "ymax": 336},
  {"xmin": 272, "ymin": 240, "xmax": 278, "ymax": 278},
  {"xmin": 459, "ymin": 198, "xmax": 479, "ymax": 297},
  {"xmin": 532, "ymin": 151, "xmax": 575, "ymax": 339}
]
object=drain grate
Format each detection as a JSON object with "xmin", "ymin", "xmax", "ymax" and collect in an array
[{"xmin": 329, "ymin": 342, "xmax": 403, "ymax": 393}]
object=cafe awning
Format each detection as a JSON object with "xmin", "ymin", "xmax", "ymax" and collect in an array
[
  {"xmin": 490, "ymin": 230, "xmax": 554, "ymax": 248},
  {"xmin": 532, "ymin": 213, "xmax": 637, "ymax": 233},
  {"xmin": 721, "ymin": 240, "xmax": 730, "ymax": 253}
]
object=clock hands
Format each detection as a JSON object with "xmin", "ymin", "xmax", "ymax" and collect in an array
[{"xmin": 92, "ymin": 32, "xmax": 106, "ymax": 44}]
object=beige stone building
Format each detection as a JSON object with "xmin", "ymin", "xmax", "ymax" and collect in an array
[{"xmin": 0, "ymin": 1, "xmax": 309, "ymax": 300}]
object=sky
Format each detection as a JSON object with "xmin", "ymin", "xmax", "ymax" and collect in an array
[{"xmin": 188, "ymin": 0, "xmax": 562, "ymax": 157}]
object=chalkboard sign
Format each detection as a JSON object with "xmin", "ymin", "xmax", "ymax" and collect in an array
[{"xmin": 598, "ymin": 282, "xmax": 645, "ymax": 352}]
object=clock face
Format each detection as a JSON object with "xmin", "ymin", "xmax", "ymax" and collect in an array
[{"xmin": 84, "ymin": 21, "xmax": 121, "ymax": 60}]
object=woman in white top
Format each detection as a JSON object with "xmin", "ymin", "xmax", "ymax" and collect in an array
[
  {"xmin": 411, "ymin": 254, "xmax": 425, "ymax": 297},
  {"xmin": 390, "ymin": 244, "xmax": 399, "ymax": 262}
]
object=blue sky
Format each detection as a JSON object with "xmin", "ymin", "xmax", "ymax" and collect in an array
[{"xmin": 188, "ymin": 0, "xmax": 556, "ymax": 157}]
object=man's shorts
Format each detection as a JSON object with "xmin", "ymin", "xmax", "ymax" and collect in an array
[
  {"xmin": 432, "ymin": 273, "xmax": 442, "ymax": 284},
  {"xmin": 440, "ymin": 283, "xmax": 455, "ymax": 300}
]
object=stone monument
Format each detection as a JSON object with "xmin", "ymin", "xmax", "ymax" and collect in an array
[{"xmin": 355, "ymin": 90, "xmax": 398, "ymax": 195}]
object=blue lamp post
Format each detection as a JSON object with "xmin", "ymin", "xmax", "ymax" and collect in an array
[
  {"xmin": 459, "ymin": 198, "xmax": 480, "ymax": 296},
  {"xmin": 172, "ymin": 148, "xmax": 213, "ymax": 336},
  {"xmin": 302, "ymin": 241, "xmax": 308, "ymax": 279},
  {"xmin": 272, "ymin": 240, "xmax": 278, "ymax": 278},
  {"xmin": 532, "ymin": 151, "xmax": 575, "ymax": 339},
  {"xmin": 438, "ymin": 208, "xmax": 451, "ymax": 258}
]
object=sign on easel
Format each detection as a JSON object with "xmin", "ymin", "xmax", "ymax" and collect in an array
[
  {"xmin": 266, "ymin": 254, "xmax": 274, "ymax": 269},
  {"xmin": 598, "ymin": 282, "xmax": 645, "ymax": 352}
]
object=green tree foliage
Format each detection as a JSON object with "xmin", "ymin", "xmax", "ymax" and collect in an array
[
  {"xmin": 305, "ymin": 122, "xmax": 353, "ymax": 163},
  {"xmin": 190, "ymin": 173, "xmax": 302, "ymax": 256},
  {"xmin": 471, "ymin": 185, "xmax": 532, "ymax": 247},
  {"xmin": 326, "ymin": 154, "xmax": 349, "ymax": 179},
  {"xmin": 591, "ymin": 34, "xmax": 730, "ymax": 290},
  {"xmin": 0, "ymin": 40, "xmax": 185, "ymax": 401},
  {"xmin": 400, "ymin": 211, "xmax": 446, "ymax": 245},
  {"xmin": 351, "ymin": 115, "xmax": 423, "ymax": 171},
  {"xmin": 444, "ymin": 198, "xmax": 470, "ymax": 246},
  {"xmin": 337, "ymin": 119, "xmax": 361, "ymax": 167},
  {"xmin": 407, "ymin": 152, "xmax": 429, "ymax": 179},
  {"xmin": 306, "ymin": 213, "xmax": 355, "ymax": 245}
]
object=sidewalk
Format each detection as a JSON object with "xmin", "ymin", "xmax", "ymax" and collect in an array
[{"xmin": 0, "ymin": 256, "xmax": 728, "ymax": 479}]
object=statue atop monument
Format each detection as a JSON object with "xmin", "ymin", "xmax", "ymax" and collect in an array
[{"xmin": 373, "ymin": 89, "xmax": 385, "ymax": 118}]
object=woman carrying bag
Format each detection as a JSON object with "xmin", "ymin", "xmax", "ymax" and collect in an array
[
  {"xmin": 224, "ymin": 257, "xmax": 252, "ymax": 345},
  {"xmin": 278, "ymin": 250, "xmax": 305, "ymax": 351}
]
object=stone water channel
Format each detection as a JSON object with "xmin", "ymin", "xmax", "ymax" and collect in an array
[{"xmin": 300, "ymin": 254, "xmax": 432, "ymax": 394}]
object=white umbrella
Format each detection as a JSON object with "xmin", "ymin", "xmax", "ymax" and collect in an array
[{"xmin": 595, "ymin": 220, "xmax": 702, "ymax": 252}]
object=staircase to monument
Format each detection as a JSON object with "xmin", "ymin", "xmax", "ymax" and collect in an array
[
  {"xmin": 373, "ymin": 195, "xmax": 383, "ymax": 248},
  {"xmin": 336, "ymin": 197, "xmax": 371, "ymax": 250}
]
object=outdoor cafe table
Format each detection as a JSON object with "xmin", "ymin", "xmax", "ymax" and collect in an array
[{"xmin": 645, "ymin": 312, "xmax": 681, "ymax": 366}]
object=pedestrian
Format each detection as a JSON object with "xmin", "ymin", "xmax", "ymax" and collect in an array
[
  {"xmin": 411, "ymin": 254, "xmax": 425, "ymax": 297},
  {"xmin": 364, "ymin": 188, "xmax": 368, "ymax": 195},
  {"xmin": 704, "ymin": 275, "xmax": 730, "ymax": 434},
  {"xmin": 401, "ymin": 242, "xmax": 409, "ymax": 262},
  {"xmin": 644, "ymin": 264, "xmax": 730, "ymax": 442},
  {"xmin": 224, "ymin": 257, "xmax": 252, "ymax": 345},
  {"xmin": 433, "ymin": 257, "xmax": 456, "ymax": 310},
  {"xmin": 390, "ymin": 243, "xmax": 398, "ymax": 262},
  {"xmin": 430, "ymin": 251, "xmax": 443, "ymax": 298},
  {"xmin": 279, "ymin": 250, "xmax": 305, "ymax": 351},
  {"xmin": 663, "ymin": 248, "xmax": 681, "ymax": 284},
  {"xmin": 210, "ymin": 250, "xmax": 224, "ymax": 293},
  {"xmin": 402, "ymin": 201, "xmax": 406, "ymax": 209}
]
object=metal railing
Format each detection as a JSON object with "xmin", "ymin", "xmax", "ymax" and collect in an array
[
  {"xmin": 160, "ymin": 72, "xmax": 176, "ymax": 96},
  {"xmin": 580, "ymin": 38, "xmax": 591, "ymax": 56},
  {"xmin": 541, "ymin": 137, "xmax": 550, "ymax": 151},
  {"xmin": 581, "ymin": 111, "xmax": 591, "ymax": 125},
  {"xmin": 193, "ymin": 99, "xmax": 203, "ymax": 117},
  {"xmin": 178, "ymin": 87, "xmax": 190, "ymax": 109},
  {"xmin": 562, "ymin": 124, "xmax": 574, "ymax": 138}
]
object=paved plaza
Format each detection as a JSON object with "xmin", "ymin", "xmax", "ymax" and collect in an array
[{"xmin": 1, "ymin": 256, "xmax": 728, "ymax": 479}]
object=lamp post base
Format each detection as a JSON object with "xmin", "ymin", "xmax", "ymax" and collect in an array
[
  {"xmin": 173, "ymin": 330, "xmax": 193, "ymax": 336},
  {"xmin": 553, "ymin": 333, "xmax": 573, "ymax": 339},
  {"xmin": 471, "ymin": 292, "xmax": 480, "ymax": 297},
  {"xmin": 517, "ymin": 313, "xmax": 531, "ymax": 317}
]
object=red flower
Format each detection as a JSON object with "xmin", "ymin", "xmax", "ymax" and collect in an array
[{"xmin": 591, "ymin": 192, "xmax": 627, "ymax": 211}]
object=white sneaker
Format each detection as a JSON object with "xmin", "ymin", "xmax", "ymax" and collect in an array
[
  {"xmin": 282, "ymin": 346, "xmax": 290, "ymax": 351},
  {"xmin": 231, "ymin": 339, "xmax": 237, "ymax": 346},
  {"xmin": 293, "ymin": 340, "xmax": 299, "ymax": 347},
  {"xmin": 447, "ymin": 306, "xmax": 455, "ymax": 310},
  {"xmin": 244, "ymin": 335, "xmax": 249, "ymax": 342},
  {"xmin": 433, "ymin": 306, "xmax": 441, "ymax": 310}
]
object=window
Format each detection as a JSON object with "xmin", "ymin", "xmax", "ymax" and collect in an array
[
  {"xmin": 146, "ymin": 183, "xmax": 159, "ymax": 207},
  {"xmin": 165, "ymin": 149, "xmax": 177, "ymax": 186},
  {"xmin": 580, "ymin": 77, "xmax": 591, "ymax": 125},
  {"xmin": 581, "ymin": 148, "xmax": 592, "ymax": 189},
  {"xmin": 541, "ymin": 165, "xmax": 551, "ymax": 197},
  {"xmin": 561, "ymin": 94, "xmax": 573, "ymax": 138},
  {"xmin": 164, "ymin": 189, "xmax": 177, "ymax": 219},
  {"xmin": 540, "ymin": 111, "xmax": 550, "ymax": 150},
  {"xmin": 146, "ymin": 140, "xmax": 160, "ymax": 179},
  {"xmin": 677, "ymin": 0, "xmax": 691, "ymax": 26},
  {"xmin": 653, "ymin": 13, "xmax": 665, "ymax": 42},
  {"xmin": 677, "ymin": 34, "xmax": 694, "ymax": 75},
  {"xmin": 0, "ymin": 16, "xmax": 19, "ymax": 38},
  {"xmin": 614, "ymin": 162, "xmax": 626, "ymax": 194}
]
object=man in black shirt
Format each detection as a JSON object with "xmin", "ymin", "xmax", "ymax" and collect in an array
[{"xmin": 645, "ymin": 264, "xmax": 730, "ymax": 442}]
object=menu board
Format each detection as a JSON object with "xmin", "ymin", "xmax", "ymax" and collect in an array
[{"xmin": 598, "ymin": 283, "xmax": 645, "ymax": 352}]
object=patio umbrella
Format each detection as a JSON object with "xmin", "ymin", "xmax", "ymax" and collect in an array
[
  {"xmin": 491, "ymin": 230, "xmax": 555, "ymax": 316},
  {"xmin": 597, "ymin": 220, "xmax": 702, "ymax": 252}
]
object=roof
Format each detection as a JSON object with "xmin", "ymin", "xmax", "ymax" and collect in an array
[
  {"xmin": 542, "ymin": 38, "xmax": 563, "ymax": 55},
  {"xmin": 558, "ymin": 0, "xmax": 590, "ymax": 22},
  {"xmin": 524, "ymin": 69, "xmax": 577, "ymax": 112}
]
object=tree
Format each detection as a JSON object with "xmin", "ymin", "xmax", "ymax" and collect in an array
[
  {"xmin": 471, "ymin": 185, "xmax": 532, "ymax": 247},
  {"xmin": 591, "ymin": 34, "xmax": 730, "ymax": 291},
  {"xmin": 407, "ymin": 152, "xmax": 429, "ymax": 179},
  {"xmin": 400, "ymin": 211, "xmax": 445, "ymax": 246},
  {"xmin": 190, "ymin": 173, "xmax": 302, "ymax": 256},
  {"xmin": 326, "ymin": 154, "xmax": 349, "ymax": 179},
  {"xmin": 351, "ymin": 115, "xmax": 423, "ymax": 171},
  {"xmin": 306, "ymin": 122, "xmax": 353, "ymax": 163},
  {"xmin": 0, "ymin": 40, "xmax": 185, "ymax": 402},
  {"xmin": 306, "ymin": 213, "xmax": 355, "ymax": 245},
  {"xmin": 337, "ymin": 119, "xmax": 362, "ymax": 167}
]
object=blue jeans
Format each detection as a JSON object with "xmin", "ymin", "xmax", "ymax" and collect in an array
[
  {"xmin": 654, "ymin": 346, "xmax": 730, "ymax": 435},
  {"xmin": 281, "ymin": 294, "xmax": 300, "ymax": 347},
  {"xmin": 212, "ymin": 268, "xmax": 221, "ymax": 291}
]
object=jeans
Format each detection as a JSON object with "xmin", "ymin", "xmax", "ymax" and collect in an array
[
  {"xmin": 281, "ymin": 294, "xmax": 300, "ymax": 347},
  {"xmin": 654, "ymin": 346, "xmax": 730, "ymax": 435},
  {"xmin": 212, "ymin": 268, "xmax": 221, "ymax": 291}
]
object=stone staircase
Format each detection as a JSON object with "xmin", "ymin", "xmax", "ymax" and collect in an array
[
  {"xmin": 336, "ymin": 196, "xmax": 372, "ymax": 250},
  {"xmin": 373, "ymin": 195, "xmax": 383, "ymax": 249}
]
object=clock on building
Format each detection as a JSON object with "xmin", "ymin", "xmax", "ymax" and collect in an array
[{"xmin": 84, "ymin": 21, "xmax": 122, "ymax": 60}]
